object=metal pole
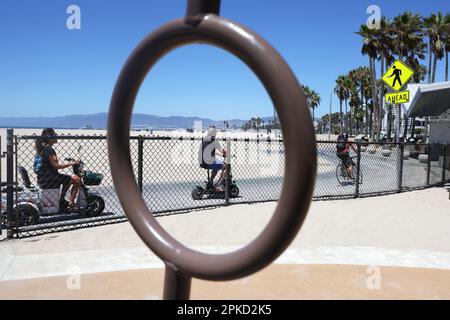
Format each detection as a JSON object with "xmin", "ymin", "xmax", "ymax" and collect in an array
[
  {"xmin": 163, "ymin": 263, "xmax": 192, "ymax": 300},
  {"xmin": 410, "ymin": 117, "xmax": 416, "ymax": 139},
  {"xmin": 442, "ymin": 145, "xmax": 447, "ymax": 183},
  {"xmin": 137, "ymin": 137, "xmax": 143, "ymax": 193},
  {"xmin": 225, "ymin": 139, "xmax": 231, "ymax": 206},
  {"xmin": 426, "ymin": 144, "xmax": 431, "ymax": 186},
  {"xmin": 0, "ymin": 135, "xmax": 2, "ymax": 236},
  {"xmin": 355, "ymin": 143, "xmax": 361, "ymax": 198},
  {"xmin": 395, "ymin": 104, "xmax": 401, "ymax": 143},
  {"xmin": 328, "ymin": 91, "xmax": 332, "ymax": 141},
  {"xmin": 6, "ymin": 129, "xmax": 14, "ymax": 239},
  {"xmin": 0, "ymin": 135, "xmax": 2, "ymax": 185},
  {"xmin": 398, "ymin": 143, "xmax": 404, "ymax": 192},
  {"xmin": 186, "ymin": 0, "xmax": 221, "ymax": 26}
]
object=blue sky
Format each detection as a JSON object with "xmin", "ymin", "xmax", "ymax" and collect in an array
[{"xmin": 0, "ymin": 0, "xmax": 448, "ymax": 120}]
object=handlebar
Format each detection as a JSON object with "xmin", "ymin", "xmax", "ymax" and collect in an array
[{"xmin": 64, "ymin": 158, "xmax": 83, "ymax": 164}]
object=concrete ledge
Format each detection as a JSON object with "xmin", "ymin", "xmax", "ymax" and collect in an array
[{"xmin": 419, "ymin": 154, "xmax": 429, "ymax": 163}]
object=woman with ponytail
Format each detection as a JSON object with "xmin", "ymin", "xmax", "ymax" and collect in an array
[{"xmin": 35, "ymin": 128, "xmax": 81, "ymax": 208}]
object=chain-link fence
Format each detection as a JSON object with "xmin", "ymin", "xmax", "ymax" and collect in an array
[
  {"xmin": 1, "ymin": 131, "xmax": 448, "ymax": 238},
  {"xmin": 0, "ymin": 135, "xmax": 4, "ymax": 237}
]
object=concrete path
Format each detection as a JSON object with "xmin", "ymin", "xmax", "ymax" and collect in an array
[{"xmin": 0, "ymin": 187, "xmax": 449, "ymax": 299}]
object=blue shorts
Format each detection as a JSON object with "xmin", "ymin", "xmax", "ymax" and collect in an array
[{"xmin": 206, "ymin": 159, "xmax": 224, "ymax": 171}]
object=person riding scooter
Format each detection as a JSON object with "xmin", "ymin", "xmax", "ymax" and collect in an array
[
  {"xmin": 35, "ymin": 128, "xmax": 81, "ymax": 209},
  {"xmin": 197, "ymin": 126, "xmax": 228, "ymax": 192}
]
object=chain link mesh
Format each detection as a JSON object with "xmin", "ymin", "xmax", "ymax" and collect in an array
[{"xmin": 3, "ymin": 135, "xmax": 448, "ymax": 238}]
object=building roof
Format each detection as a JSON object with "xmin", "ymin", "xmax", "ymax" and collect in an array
[{"xmin": 405, "ymin": 81, "xmax": 450, "ymax": 117}]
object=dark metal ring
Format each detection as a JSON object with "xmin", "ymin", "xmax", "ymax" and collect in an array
[{"xmin": 108, "ymin": 14, "xmax": 316, "ymax": 281}]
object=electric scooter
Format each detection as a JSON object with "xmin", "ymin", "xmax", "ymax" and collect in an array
[
  {"xmin": 191, "ymin": 155, "xmax": 240, "ymax": 200},
  {"xmin": 12, "ymin": 146, "xmax": 105, "ymax": 226}
]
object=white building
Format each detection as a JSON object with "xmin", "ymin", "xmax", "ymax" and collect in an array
[{"xmin": 406, "ymin": 81, "xmax": 450, "ymax": 144}]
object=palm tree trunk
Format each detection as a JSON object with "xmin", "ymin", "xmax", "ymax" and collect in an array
[
  {"xmin": 369, "ymin": 57, "xmax": 379, "ymax": 140},
  {"xmin": 369, "ymin": 107, "xmax": 374, "ymax": 139},
  {"xmin": 364, "ymin": 97, "xmax": 369, "ymax": 137},
  {"xmin": 432, "ymin": 54, "xmax": 438, "ymax": 83},
  {"xmin": 360, "ymin": 87, "xmax": 365, "ymax": 136},
  {"xmin": 339, "ymin": 99, "xmax": 343, "ymax": 132},
  {"xmin": 387, "ymin": 108, "xmax": 392, "ymax": 142},
  {"xmin": 349, "ymin": 104, "xmax": 353, "ymax": 136},
  {"xmin": 379, "ymin": 57, "xmax": 385, "ymax": 141},
  {"xmin": 423, "ymin": 54, "xmax": 439, "ymax": 143},
  {"xmin": 446, "ymin": 50, "xmax": 449, "ymax": 82},
  {"xmin": 402, "ymin": 114, "xmax": 409, "ymax": 141},
  {"xmin": 428, "ymin": 41, "xmax": 433, "ymax": 83},
  {"xmin": 344, "ymin": 98, "xmax": 348, "ymax": 133}
]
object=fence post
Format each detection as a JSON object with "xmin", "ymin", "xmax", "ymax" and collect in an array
[
  {"xmin": 0, "ymin": 135, "xmax": 2, "ymax": 236},
  {"xmin": 355, "ymin": 142, "xmax": 361, "ymax": 198},
  {"xmin": 225, "ymin": 139, "xmax": 231, "ymax": 206},
  {"xmin": 442, "ymin": 145, "xmax": 447, "ymax": 183},
  {"xmin": 138, "ymin": 137, "xmax": 143, "ymax": 193},
  {"xmin": 426, "ymin": 144, "xmax": 431, "ymax": 186},
  {"xmin": 398, "ymin": 143, "xmax": 404, "ymax": 192},
  {"xmin": 6, "ymin": 129, "xmax": 15, "ymax": 239}
]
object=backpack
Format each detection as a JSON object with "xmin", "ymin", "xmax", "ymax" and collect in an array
[
  {"xmin": 33, "ymin": 154, "xmax": 44, "ymax": 174},
  {"xmin": 336, "ymin": 136, "xmax": 347, "ymax": 152}
]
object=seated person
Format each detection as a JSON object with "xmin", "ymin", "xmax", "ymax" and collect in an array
[
  {"xmin": 35, "ymin": 128, "xmax": 81, "ymax": 208},
  {"xmin": 198, "ymin": 126, "xmax": 228, "ymax": 191}
]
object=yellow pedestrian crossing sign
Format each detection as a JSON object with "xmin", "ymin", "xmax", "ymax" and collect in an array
[{"xmin": 382, "ymin": 60, "xmax": 414, "ymax": 91}]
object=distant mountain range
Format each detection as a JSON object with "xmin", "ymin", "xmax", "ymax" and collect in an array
[{"xmin": 0, "ymin": 113, "xmax": 276, "ymax": 130}]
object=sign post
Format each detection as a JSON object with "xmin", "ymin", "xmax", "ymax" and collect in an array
[{"xmin": 382, "ymin": 60, "xmax": 415, "ymax": 142}]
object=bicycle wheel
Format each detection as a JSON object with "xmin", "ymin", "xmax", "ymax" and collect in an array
[{"xmin": 336, "ymin": 163, "xmax": 346, "ymax": 186}]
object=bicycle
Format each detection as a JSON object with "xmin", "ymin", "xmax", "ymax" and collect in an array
[{"xmin": 336, "ymin": 156, "xmax": 363, "ymax": 186}]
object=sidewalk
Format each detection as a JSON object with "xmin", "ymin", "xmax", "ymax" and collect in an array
[{"xmin": 0, "ymin": 187, "xmax": 449, "ymax": 299}]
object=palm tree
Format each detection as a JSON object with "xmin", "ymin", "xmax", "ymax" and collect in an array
[
  {"xmin": 348, "ymin": 85, "xmax": 361, "ymax": 135},
  {"xmin": 424, "ymin": 13, "xmax": 446, "ymax": 83},
  {"xmin": 334, "ymin": 76, "xmax": 347, "ymax": 132},
  {"xmin": 391, "ymin": 12, "xmax": 424, "ymax": 142},
  {"xmin": 349, "ymin": 67, "xmax": 372, "ymax": 136},
  {"xmin": 444, "ymin": 14, "xmax": 450, "ymax": 81},
  {"xmin": 356, "ymin": 24, "xmax": 383, "ymax": 140},
  {"xmin": 353, "ymin": 67, "xmax": 373, "ymax": 137},
  {"xmin": 342, "ymin": 75, "xmax": 353, "ymax": 134},
  {"xmin": 302, "ymin": 85, "xmax": 321, "ymax": 129},
  {"xmin": 376, "ymin": 18, "xmax": 396, "ymax": 138}
]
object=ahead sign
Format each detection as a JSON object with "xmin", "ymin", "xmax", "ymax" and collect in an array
[{"xmin": 385, "ymin": 90, "xmax": 410, "ymax": 104}]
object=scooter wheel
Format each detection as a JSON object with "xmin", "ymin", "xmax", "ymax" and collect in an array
[
  {"xmin": 191, "ymin": 186, "xmax": 205, "ymax": 200},
  {"xmin": 230, "ymin": 185, "xmax": 240, "ymax": 198},
  {"xmin": 15, "ymin": 204, "xmax": 39, "ymax": 226},
  {"xmin": 86, "ymin": 195, "xmax": 105, "ymax": 216}
]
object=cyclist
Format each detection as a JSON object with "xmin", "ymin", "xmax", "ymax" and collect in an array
[{"xmin": 336, "ymin": 133, "xmax": 356, "ymax": 180}]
